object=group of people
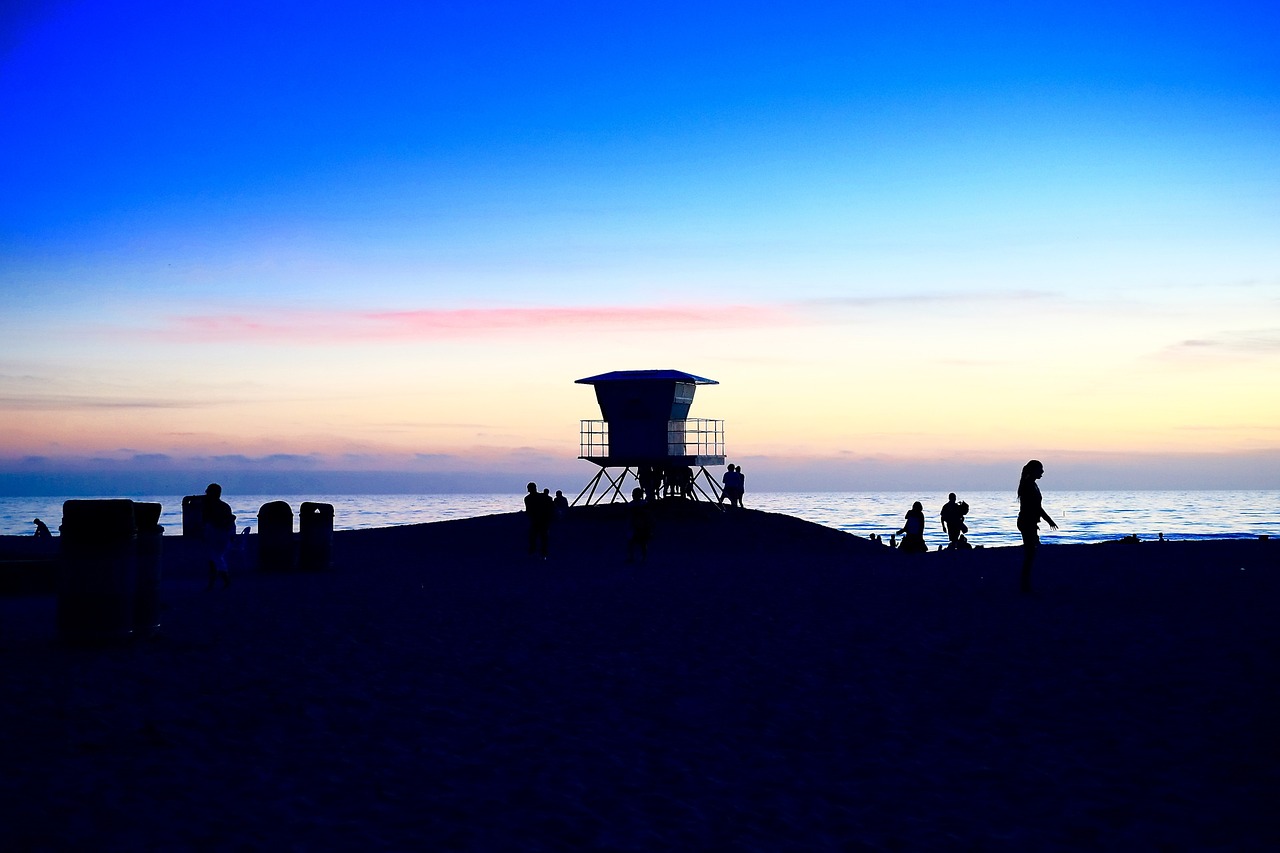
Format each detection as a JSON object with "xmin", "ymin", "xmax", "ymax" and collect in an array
[
  {"xmin": 523, "ymin": 482, "xmax": 570, "ymax": 559},
  {"xmin": 524, "ymin": 480, "xmax": 651, "ymax": 563},
  {"xmin": 527, "ymin": 460, "xmax": 755, "ymax": 563},
  {"xmin": 637, "ymin": 465, "xmax": 698, "ymax": 501},
  {"xmin": 895, "ymin": 492, "xmax": 973, "ymax": 553},
  {"xmin": 893, "ymin": 459, "xmax": 1058, "ymax": 593}
]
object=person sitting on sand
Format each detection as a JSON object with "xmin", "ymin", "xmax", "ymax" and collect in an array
[
  {"xmin": 896, "ymin": 501, "xmax": 928, "ymax": 553},
  {"xmin": 1017, "ymin": 459, "xmax": 1058, "ymax": 593},
  {"xmin": 525, "ymin": 482, "xmax": 554, "ymax": 559},
  {"xmin": 202, "ymin": 483, "xmax": 236, "ymax": 589},
  {"xmin": 626, "ymin": 487, "xmax": 652, "ymax": 563},
  {"xmin": 552, "ymin": 490, "xmax": 569, "ymax": 518},
  {"xmin": 33, "ymin": 518, "xmax": 52, "ymax": 538}
]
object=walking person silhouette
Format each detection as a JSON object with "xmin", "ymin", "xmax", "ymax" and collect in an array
[
  {"xmin": 939, "ymin": 492, "xmax": 968, "ymax": 546},
  {"xmin": 1017, "ymin": 460, "xmax": 1058, "ymax": 593}
]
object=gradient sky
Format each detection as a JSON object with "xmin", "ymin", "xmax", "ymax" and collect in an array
[{"xmin": 2, "ymin": 0, "xmax": 1278, "ymax": 493}]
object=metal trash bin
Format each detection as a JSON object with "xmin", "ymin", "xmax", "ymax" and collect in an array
[
  {"xmin": 58, "ymin": 499, "xmax": 137, "ymax": 645},
  {"xmin": 257, "ymin": 501, "xmax": 295, "ymax": 572},
  {"xmin": 181, "ymin": 494, "xmax": 204, "ymax": 538},
  {"xmin": 299, "ymin": 502, "xmax": 334, "ymax": 571},
  {"xmin": 134, "ymin": 502, "xmax": 163, "ymax": 637}
]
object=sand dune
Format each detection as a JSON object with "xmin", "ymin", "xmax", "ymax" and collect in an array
[{"xmin": 2, "ymin": 504, "xmax": 1277, "ymax": 850}]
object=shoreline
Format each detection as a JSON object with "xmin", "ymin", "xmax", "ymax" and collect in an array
[
  {"xmin": 2, "ymin": 489, "xmax": 1277, "ymax": 544},
  {"xmin": 2, "ymin": 502, "xmax": 1275, "ymax": 595}
]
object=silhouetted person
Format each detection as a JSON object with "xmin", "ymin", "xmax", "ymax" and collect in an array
[
  {"xmin": 659, "ymin": 465, "xmax": 684, "ymax": 499},
  {"xmin": 720, "ymin": 465, "xmax": 734, "ymax": 505},
  {"xmin": 940, "ymin": 493, "xmax": 968, "ymax": 546},
  {"xmin": 639, "ymin": 466, "xmax": 662, "ymax": 503},
  {"xmin": 552, "ymin": 490, "xmax": 569, "ymax": 518},
  {"xmin": 721, "ymin": 464, "xmax": 744, "ymax": 508},
  {"xmin": 1017, "ymin": 459, "xmax": 1058, "ymax": 593},
  {"xmin": 202, "ymin": 483, "xmax": 236, "ymax": 589},
  {"xmin": 525, "ymin": 482, "xmax": 553, "ymax": 558},
  {"xmin": 896, "ymin": 501, "xmax": 928, "ymax": 553},
  {"xmin": 626, "ymin": 487, "xmax": 652, "ymax": 563},
  {"xmin": 33, "ymin": 518, "xmax": 51, "ymax": 538}
]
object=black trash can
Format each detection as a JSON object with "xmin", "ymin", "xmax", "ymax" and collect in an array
[
  {"xmin": 134, "ymin": 502, "xmax": 163, "ymax": 637},
  {"xmin": 257, "ymin": 501, "xmax": 295, "ymax": 572},
  {"xmin": 182, "ymin": 494, "xmax": 204, "ymax": 539},
  {"xmin": 58, "ymin": 499, "xmax": 137, "ymax": 645},
  {"xmin": 299, "ymin": 502, "xmax": 334, "ymax": 571}
]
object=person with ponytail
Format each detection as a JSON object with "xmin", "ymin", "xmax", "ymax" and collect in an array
[{"xmin": 1017, "ymin": 460, "xmax": 1058, "ymax": 593}]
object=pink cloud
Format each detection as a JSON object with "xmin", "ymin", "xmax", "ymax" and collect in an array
[{"xmin": 155, "ymin": 304, "xmax": 790, "ymax": 343}]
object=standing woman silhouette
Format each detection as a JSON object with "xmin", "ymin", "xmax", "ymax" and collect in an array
[{"xmin": 1017, "ymin": 459, "xmax": 1058, "ymax": 593}]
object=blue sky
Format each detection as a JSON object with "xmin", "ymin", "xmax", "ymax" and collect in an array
[{"xmin": 2, "ymin": 1, "xmax": 1278, "ymax": 493}]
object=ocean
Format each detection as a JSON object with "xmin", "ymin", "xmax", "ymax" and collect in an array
[{"xmin": 3, "ymin": 490, "xmax": 1276, "ymax": 547}]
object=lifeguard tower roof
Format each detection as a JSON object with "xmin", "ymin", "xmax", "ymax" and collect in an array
[{"xmin": 575, "ymin": 369, "xmax": 718, "ymax": 386}]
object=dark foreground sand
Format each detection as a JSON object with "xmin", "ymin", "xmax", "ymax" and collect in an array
[{"xmin": 2, "ymin": 505, "xmax": 1278, "ymax": 851}]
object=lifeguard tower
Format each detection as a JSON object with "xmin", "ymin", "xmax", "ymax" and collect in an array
[{"xmin": 573, "ymin": 369, "xmax": 726, "ymax": 505}]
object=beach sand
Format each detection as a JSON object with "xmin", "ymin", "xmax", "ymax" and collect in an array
[{"xmin": 2, "ymin": 504, "xmax": 1277, "ymax": 850}]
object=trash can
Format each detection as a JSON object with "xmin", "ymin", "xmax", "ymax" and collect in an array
[
  {"xmin": 299, "ymin": 502, "xmax": 334, "ymax": 571},
  {"xmin": 58, "ymin": 499, "xmax": 137, "ymax": 645},
  {"xmin": 182, "ymin": 494, "xmax": 204, "ymax": 538},
  {"xmin": 134, "ymin": 502, "xmax": 163, "ymax": 637},
  {"xmin": 257, "ymin": 501, "xmax": 295, "ymax": 572}
]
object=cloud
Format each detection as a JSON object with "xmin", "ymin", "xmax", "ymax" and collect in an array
[
  {"xmin": 1161, "ymin": 328, "xmax": 1280, "ymax": 360},
  {"xmin": 383, "ymin": 422, "xmax": 493, "ymax": 430},
  {"xmin": 148, "ymin": 304, "xmax": 789, "ymax": 344},
  {"xmin": 0, "ymin": 395, "xmax": 211, "ymax": 410},
  {"xmin": 131, "ymin": 290, "xmax": 1067, "ymax": 345},
  {"xmin": 261, "ymin": 453, "xmax": 320, "ymax": 466},
  {"xmin": 1174, "ymin": 424, "xmax": 1280, "ymax": 433},
  {"xmin": 201, "ymin": 453, "xmax": 323, "ymax": 467},
  {"xmin": 794, "ymin": 290, "xmax": 1056, "ymax": 312}
]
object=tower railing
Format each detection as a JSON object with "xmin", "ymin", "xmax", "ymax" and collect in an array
[
  {"xmin": 578, "ymin": 418, "xmax": 724, "ymax": 460},
  {"xmin": 667, "ymin": 418, "xmax": 724, "ymax": 458},
  {"xmin": 579, "ymin": 419, "xmax": 609, "ymax": 459}
]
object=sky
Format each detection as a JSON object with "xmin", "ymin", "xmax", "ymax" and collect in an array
[{"xmin": 2, "ymin": 0, "xmax": 1279, "ymax": 495}]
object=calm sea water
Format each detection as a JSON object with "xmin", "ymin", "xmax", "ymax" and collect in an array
[{"xmin": 2, "ymin": 491, "xmax": 1275, "ymax": 547}]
